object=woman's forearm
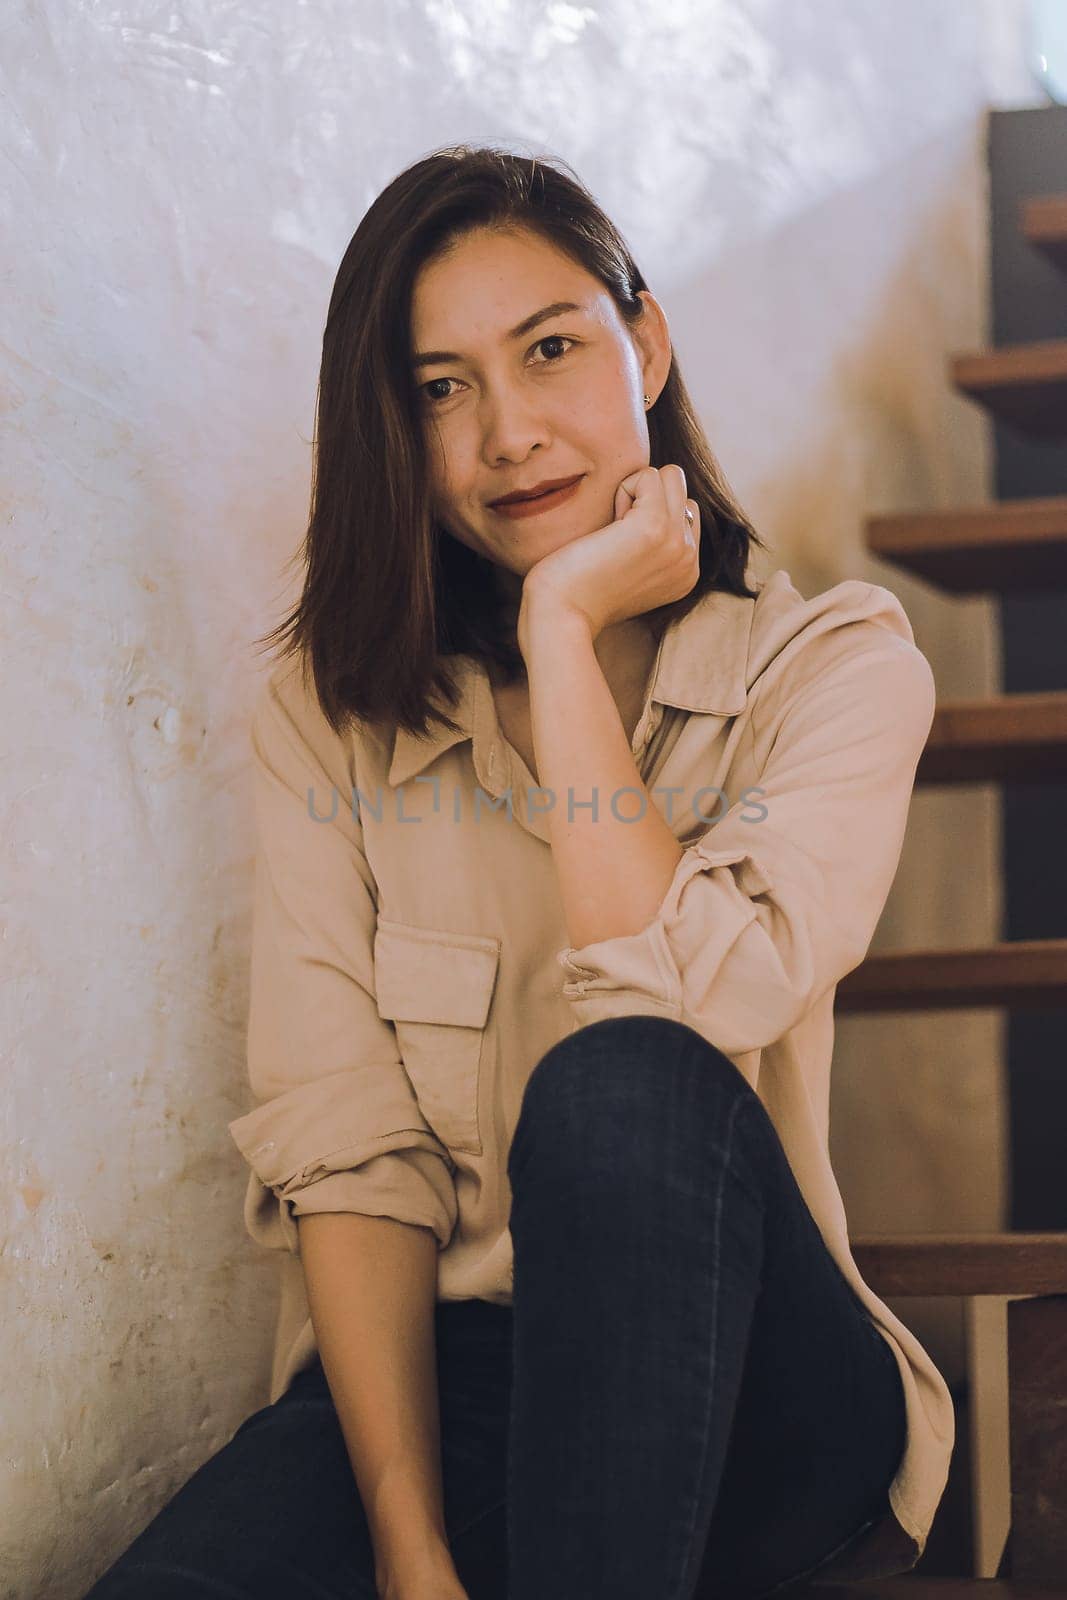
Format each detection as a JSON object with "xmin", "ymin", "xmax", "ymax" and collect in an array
[
  {"xmin": 296, "ymin": 1210, "xmax": 456, "ymax": 1586},
  {"xmin": 520, "ymin": 590, "xmax": 683, "ymax": 951}
]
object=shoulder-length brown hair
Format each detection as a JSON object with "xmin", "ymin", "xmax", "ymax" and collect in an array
[{"xmin": 256, "ymin": 143, "xmax": 769, "ymax": 740}]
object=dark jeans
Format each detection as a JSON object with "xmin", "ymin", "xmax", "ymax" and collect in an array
[{"xmin": 83, "ymin": 1015, "xmax": 906, "ymax": 1600}]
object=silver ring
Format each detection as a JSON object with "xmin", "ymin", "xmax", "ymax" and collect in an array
[{"xmin": 683, "ymin": 506, "xmax": 695, "ymax": 527}]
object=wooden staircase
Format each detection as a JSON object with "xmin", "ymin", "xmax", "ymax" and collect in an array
[{"xmin": 821, "ymin": 186, "xmax": 1067, "ymax": 1595}]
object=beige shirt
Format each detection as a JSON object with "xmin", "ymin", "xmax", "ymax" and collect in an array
[{"xmin": 228, "ymin": 567, "xmax": 954, "ymax": 1579}]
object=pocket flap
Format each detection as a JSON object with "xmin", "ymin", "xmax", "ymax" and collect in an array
[{"xmin": 374, "ymin": 918, "xmax": 501, "ymax": 1028}]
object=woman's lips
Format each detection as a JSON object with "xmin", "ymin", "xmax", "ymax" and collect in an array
[{"xmin": 489, "ymin": 476, "xmax": 584, "ymax": 519}]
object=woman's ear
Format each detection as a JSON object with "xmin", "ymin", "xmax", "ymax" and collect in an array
[{"xmin": 633, "ymin": 290, "xmax": 673, "ymax": 402}]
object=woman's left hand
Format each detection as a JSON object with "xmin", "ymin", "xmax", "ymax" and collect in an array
[{"xmin": 519, "ymin": 463, "xmax": 700, "ymax": 647}]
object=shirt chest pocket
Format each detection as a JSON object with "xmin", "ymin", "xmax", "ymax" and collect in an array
[{"xmin": 373, "ymin": 918, "xmax": 501, "ymax": 1158}]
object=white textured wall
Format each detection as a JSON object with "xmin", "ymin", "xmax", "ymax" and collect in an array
[{"xmin": 2, "ymin": 2, "xmax": 1041, "ymax": 1592}]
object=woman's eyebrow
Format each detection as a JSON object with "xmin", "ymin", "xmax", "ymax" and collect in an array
[{"xmin": 412, "ymin": 300, "xmax": 587, "ymax": 370}]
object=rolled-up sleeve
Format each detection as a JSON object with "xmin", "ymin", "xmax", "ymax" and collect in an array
[
  {"xmin": 227, "ymin": 668, "xmax": 458, "ymax": 1257},
  {"xmin": 555, "ymin": 627, "xmax": 937, "ymax": 1055}
]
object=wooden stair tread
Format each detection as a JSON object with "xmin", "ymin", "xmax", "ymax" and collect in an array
[
  {"xmin": 834, "ymin": 939, "xmax": 1067, "ymax": 1011},
  {"xmin": 1021, "ymin": 192, "xmax": 1067, "ymax": 271},
  {"xmin": 950, "ymin": 338, "xmax": 1067, "ymax": 439},
  {"xmin": 916, "ymin": 691, "xmax": 1067, "ymax": 784},
  {"xmin": 866, "ymin": 495, "xmax": 1067, "ymax": 592},
  {"xmin": 848, "ymin": 1231, "xmax": 1067, "ymax": 1297}
]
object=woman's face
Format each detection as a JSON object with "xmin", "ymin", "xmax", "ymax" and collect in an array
[{"xmin": 409, "ymin": 225, "xmax": 672, "ymax": 598}]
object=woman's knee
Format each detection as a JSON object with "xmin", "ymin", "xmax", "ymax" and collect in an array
[{"xmin": 507, "ymin": 1013, "xmax": 758, "ymax": 1185}]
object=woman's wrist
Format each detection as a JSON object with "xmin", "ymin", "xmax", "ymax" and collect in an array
[{"xmin": 375, "ymin": 1539, "xmax": 466, "ymax": 1600}]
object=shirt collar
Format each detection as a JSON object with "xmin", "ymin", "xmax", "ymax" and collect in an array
[{"xmin": 387, "ymin": 583, "xmax": 756, "ymax": 788}]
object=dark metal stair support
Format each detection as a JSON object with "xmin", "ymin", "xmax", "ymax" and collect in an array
[{"xmin": 988, "ymin": 107, "xmax": 1067, "ymax": 1234}]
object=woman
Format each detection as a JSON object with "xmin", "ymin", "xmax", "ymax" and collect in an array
[{"xmin": 84, "ymin": 145, "xmax": 953, "ymax": 1600}]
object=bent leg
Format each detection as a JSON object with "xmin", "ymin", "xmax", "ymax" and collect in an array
[
  {"xmin": 692, "ymin": 1059, "xmax": 906, "ymax": 1598},
  {"xmin": 505, "ymin": 1014, "xmax": 905, "ymax": 1600}
]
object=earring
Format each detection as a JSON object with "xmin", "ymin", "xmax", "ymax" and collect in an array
[{"xmin": 643, "ymin": 392, "xmax": 652, "ymax": 409}]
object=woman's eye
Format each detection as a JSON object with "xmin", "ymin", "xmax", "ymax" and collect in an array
[
  {"xmin": 423, "ymin": 377, "xmax": 457, "ymax": 404},
  {"xmin": 533, "ymin": 334, "xmax": 574, "ymax": 362},
  {"xmin": 421, "ymin": 335, "xmax": 575, "ymax": 406}
]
